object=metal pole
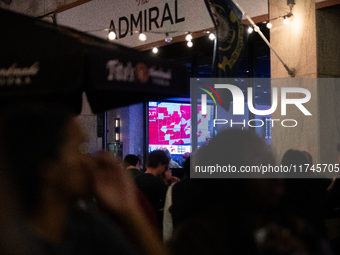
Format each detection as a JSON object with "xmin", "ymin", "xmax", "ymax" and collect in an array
[
  {"xmin": 191, "ymin": 81, "xmax": 198, "ymax": 152},
  {"xmin": 231, "ymin": 0, "xmax": 296, "ymax": 77},
  {"xmin": 102, "ymin": 110, "xmax": 107, "ymax": 150},
  {"xmin": 144, "ymin": 102, "xmax": 148, "ymax": 170}
]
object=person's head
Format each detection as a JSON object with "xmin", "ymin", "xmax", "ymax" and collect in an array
[
  {"xmin": 0, "ymin": 103, "xmax": 93, "ymax": 213},
  {"xmin": 123, "ymin": 154, "xmax": 140, "ymax": 169},
  {"xmin": 301, "ymin": 151, "xmax": 312, "ymax": 165},
  {"xmin": 183, "ymin": 152, "xmax": 190, "ymax": 159},
  {"xmin": 163, "ymin": 148, "xmax": 171, "ymax": 160},
  {"xmin": 281, "ymin": 149, "xmax": 310, "ymax": 166},
  {"xmin": 163, "ymin": 167, "xmax": 172, "ymax": 183},
  {"xmin": 194, "ymin": 129, "xmax": 274, "ymax": 174},
  {"xmin": 193, "ymin": 129, "xmax": 280, "ymax": 208},
  {"xmin": 281, "ymin": 149, "xmax": 313, "ymax": 177},
  {"xmin": 146, "ymin": 150, "xmax": 169, "ymax": 177}
]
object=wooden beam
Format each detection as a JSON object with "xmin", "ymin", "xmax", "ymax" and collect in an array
[
  {"xmin": 134, "ymin": 27, "xmax": 215, "ymax": 51},
  {"xmin": 316, "ymin": 0, "xmax": 340, "ymax": 9},
  {"xmin": 57, "ymin": 0, "xmax": 92, "ymax": 13},
  {"xmin": 242, "ymin": 14, "xmax": 269, "ymax": 25}
]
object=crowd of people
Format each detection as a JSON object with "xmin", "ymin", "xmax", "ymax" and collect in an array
[{"xmin": 1, "ymin": 102, "xmax": 340, "ymax": 255}]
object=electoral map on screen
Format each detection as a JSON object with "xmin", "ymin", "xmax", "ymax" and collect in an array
[{"xmin": 148, "ymin": 101, "xmax": 214, "ymax": 154}]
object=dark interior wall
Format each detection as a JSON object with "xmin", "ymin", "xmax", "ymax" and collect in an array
[
  {"xmin": 316, "ymin": 5, "xmax": 340, "ymax": 172},
  {"xmin": 316, "ymin": 5, "xmax": 340, "ymax": 78}
]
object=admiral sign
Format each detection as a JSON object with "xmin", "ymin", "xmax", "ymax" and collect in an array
[{"xmin": 109, "ymin": 0, "xmax": 185, "ymax": 40}]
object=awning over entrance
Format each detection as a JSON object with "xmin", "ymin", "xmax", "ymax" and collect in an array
[{"xmin": 0, "ymin": 8, "xmax": 187, "ymax": 114}]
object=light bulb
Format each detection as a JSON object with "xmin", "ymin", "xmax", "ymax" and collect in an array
[
  {"xmin": 266, "ymin": 22, "xmax": 272, "ymax": 29},
  {"xmin": 152, "ymin": 47, "xmax": 158, "ymax": 54},
  {"xmin": 209, "ymin": 33, "xmax": 215, "ymax": 40},
  {"xmin": 139, "ymin": 33, "xmax": 147, "ymax": 41},
  {"xmin": 283, "ymin": 17, "xmax": 289, "ymax": 25},
  {"xmin": 187, "ymin": 41, "xmax": 193, "ymax": 48},
  {"xmin": 185, "ymin": 33, "xmax": 192, "ymax": 41},
  {"xmin": 108, "ymin": 31, "xmax": 116, "ymax": 40},
  {"xmin": 248, "ymin": 26, "xmax": 253, "ymax": 33}
]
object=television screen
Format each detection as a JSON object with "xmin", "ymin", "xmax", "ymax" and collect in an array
[{"xmin": 148, "ymin": 101, "xmax": 214, "ymax": 155}]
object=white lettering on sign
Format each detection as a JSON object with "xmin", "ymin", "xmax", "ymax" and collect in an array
[
  {"xmin": 106, "ymin": 59, "xmax": 172, "ymax": 87},
  {"xmin": 0, "ymin": 62, "xmax": 39, "ymax": 77},
  {"xmin": 106, "ymin": 60, "xmax": 135, "ymax": 82},
  {"xmin": 109, "ymin": 0, "xmax": 185, "ymax": 39},
  {"xmin": 149, "ymin": 67, "xmax": 172, "ymax": 80},
  {"xmin": 0, "ymin": 62, "xmax": 39, "ymax": 86}
]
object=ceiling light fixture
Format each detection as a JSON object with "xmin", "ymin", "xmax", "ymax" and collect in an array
[
  {"xmin": 152, "ymin": 47, "xmax": 158, "ymax": 54},
  {"xmin": 139, "ymin": 33, "xmax": 147, "ymax": 41},
  {"xmin": 108, "ymin": 30, "xmax": 116, "ymax": 40},
  {"xmin": 185, "ymin": 32, "xmax": 192, "ymax": 41},
  {"xmin": 209, "ymin": 33, "xmax": 216, "ymax": 40}
]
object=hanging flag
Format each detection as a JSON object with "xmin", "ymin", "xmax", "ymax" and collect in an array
[{"xmin": 204, "ymin": 0, "xmax": 248, "ymax": 77}]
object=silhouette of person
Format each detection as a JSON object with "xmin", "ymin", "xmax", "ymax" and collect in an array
[{"xmin": 0, "ymin": 103, "xmax": 168, "ymax": 255}]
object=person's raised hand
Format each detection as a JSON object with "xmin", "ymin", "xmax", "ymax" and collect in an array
[
  {"xmin": 92, "ymin": 151, "xmax": 138, "ymax": 215},
  {"xmin": 171, "ymin": 176, "xmax": 180, "ymax": 184}
]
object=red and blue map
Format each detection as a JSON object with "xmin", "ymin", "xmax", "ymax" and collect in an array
[{"xmin": 148, "ymin": 102, "xmax": 214, "ymax": 154}]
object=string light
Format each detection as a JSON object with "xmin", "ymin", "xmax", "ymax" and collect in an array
[
  {"xmin": 103, "ymin": 29, "xmax": 216, "ymax": 46},
  {"xmin": 209, "ymin": 33, "xmax": 215, "ymax": 40},
  {"xmin": 185, "ymin": 33, "xmax": 192, "ymax": 41},
  {"xmin": 139, "ymin": 33, "xmax": 147, "ymax": 41},
  {"xmin": 152, "ymin": 47, "xmax": 158, "ymax": 54},
  {"xmin": 248, "ymin": 26, "xmax": 253, "ymax": 34},
  {"xmin": 108, "ymin": 31, "xmax": 116, "ymax": 40},
  {"xmin": 261, "ymin": 0, "xmax": 295, "ymax": 29},
  {"xmin": 283, "ymin": 16, "xmax": 290, "ymax": 25}
]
